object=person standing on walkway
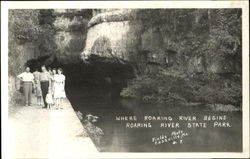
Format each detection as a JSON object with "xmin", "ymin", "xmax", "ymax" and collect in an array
[
  {"xmin": 48, "ymin": 67, "xmax": 52, "ymax": 75},
  {"xmin": 33, "ymin": 68, "xmax": 42, "ymax": 106},
  {"xmin": 40, "ymin": 65, "xmax": 51, "ymax": 108},
  {"xmin": 45, "ymin": 89, "xmax": 53, "ymax": 109},
  {"xmin": 50, "ymin": 68, "xmax": 57, "ymax": 106},
  {"xmin": 17, "ymin": 67, "xmax": 35, "ymax": 106},
  {"xmin": 54, "ymin": 68, "xmax": 66, "ymax": 109}
]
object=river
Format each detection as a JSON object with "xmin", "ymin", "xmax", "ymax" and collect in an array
[{"xmin": 66, "ymin": 83, "xmax": 242, "ymax": 152}]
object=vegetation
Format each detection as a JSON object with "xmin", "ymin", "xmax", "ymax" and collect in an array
[
  {"xmin": 121, "ymin": 9, "xmax": 242, "ymax": 108},
  {"xmin": 8, "ymin": 9, "xmax": 92, "ymax": 107},
  {"xmin": 54, "ymin": 9, "xmax": 91, "ymax": 32},
  {"xmin": 75, "ymin": 111, "xmax": 104, "ymax": 151},
  {"xmin": 121, "ymin": 72, "xmax": 241, "ymax": 107},
  {"xmin": 8, "ymin": 10, "xmax": 56, "ymax": 109},
  {"xmin": 9, "ymin": 10, "xmax": 39, "ymax": 75},
  {"xmin": 9, "ymin": 9, "xmax": 56, "ymax": 76},
  {"xmin": 8, "ymin": 9, "xmax": 242, "ymax": 110},
  {"xmin": 139, "ymin": 9, "xmax": 242, "ymax": 56}
]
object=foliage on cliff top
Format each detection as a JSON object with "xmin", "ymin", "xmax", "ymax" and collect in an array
[
  {"xmin": 9, "ymin": 10, "xmax": 40, "ymax": 76},
  {"xmin": 121, "ymin": 73, "xmax": 241, "ymax": 107},
  {"xmin": 54, "ymin": 9, "xmax": 92, "ymax": 20},
  {"xmin": 54, "ymin": 14, "xmax": 89, "ymax": 32},
  {"xmin": 88, "ymin": 9, "xmax": 137, "ymax": 27},
  {"xmin": 139, "ymin": 9, "xmax": 242, "ymax": 66},
  {"xmin": 9, "ymin": 10, "xmax": 57, "ymax": 76},
  {"xmin": 9, "ymin": 10, "xmax": 40, "ymax": 44}
]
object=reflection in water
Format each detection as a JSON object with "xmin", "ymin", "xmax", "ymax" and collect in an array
[{"xmin": 66, "ymin": 84, "xmax": 242, "ymax": 152}]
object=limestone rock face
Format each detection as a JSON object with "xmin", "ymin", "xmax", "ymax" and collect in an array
[
  {"xmin": 53, "ymin": 9, "xmax": 91, "ymax": 64},
  {"xmin": 82, "ymin": 9, "xmax": 182, "ymax": 73},
  {"xmin": 82, "ymin": 9, "xmax": 240, "ymax": 75},
  {"xmin": 82, "ymin": 9, "xmax": 141, "ymax": 62},
  {"xmin": 83, "ymin": 21, "xmax": 142, "ymax": 62},
  {"xmin": 15, "ymin": 42, "xmax": 42, "ymax": 62},
  {"xmin": 14, "ymin": 9, "xmax": 92, "ymax": 67}
]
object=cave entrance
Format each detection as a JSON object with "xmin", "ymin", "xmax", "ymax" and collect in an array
[
  {"xmin": 26, "ymin": 54, "xmax": 135, "ymax": 99},
  {"xmin": 65, "ymin": 55, "xmax": 135, "ymax": 100}
]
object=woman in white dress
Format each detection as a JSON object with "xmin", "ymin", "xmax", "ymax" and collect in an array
[
  {"xmin": 49, "ymin": 68, "xmax": 57, "ymax": 106},
  {"xmin": 53, "ymin": 68, "xmax": 66, "ymax": 109}
]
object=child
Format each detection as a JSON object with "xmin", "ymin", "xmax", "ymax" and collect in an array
[
  {"xmin": 45, "ymin": 89, "xmax": 53, "ymax": 109},
  {"xmin": 35, "ymin": 79, "xmax": 43, "ymax": 106}
]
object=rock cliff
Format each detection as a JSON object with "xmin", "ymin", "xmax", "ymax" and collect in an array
[
  {"xmin": 82, "ymin": 9, "xmax": 241, "ymax": 75},
  {"xmin": 82, "ymin": 9, "xmax": 242, "ymax": 107},
  {"xmin": 8, "ymin": 9, "xmax": 242, "ymax": 109},
  {"xmin": 53, "ymin": 9, "xmax": 92, "ymax": 64}
]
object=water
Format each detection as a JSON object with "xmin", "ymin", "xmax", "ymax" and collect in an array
[{"xmin": 66, "ymin": 84, "xmax": 242, "ymax": 152}]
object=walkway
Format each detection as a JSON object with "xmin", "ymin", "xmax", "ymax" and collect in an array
[{"xmin": 8, "ymin": 95, "xmax": 98, "ymax": 159}]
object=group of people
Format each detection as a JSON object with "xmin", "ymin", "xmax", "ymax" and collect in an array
[{"xmin": 17, "ymin": 65, "xmax": 66, "ymax": 109}]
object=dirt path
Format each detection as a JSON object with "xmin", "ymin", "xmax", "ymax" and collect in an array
[{"xmin": 8, "ymin": 95, "xmax": 97, "ymax": 159}]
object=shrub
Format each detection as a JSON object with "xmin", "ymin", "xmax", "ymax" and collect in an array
[
  {"xmin": 120, "ymin": 74, "xmax": 190, "ymax": 105},
  {"xmin": 121, "ymin": 73, "xmax": 241, "ymax": 107}
]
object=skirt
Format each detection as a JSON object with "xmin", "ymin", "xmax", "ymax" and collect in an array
[
  {"xmin": 46, "ymin": 95, "xmax": 54, "ymax": 104},
  {"xmin": 54, "ymin": 84, "xmax": 66, "ymax": 98}
]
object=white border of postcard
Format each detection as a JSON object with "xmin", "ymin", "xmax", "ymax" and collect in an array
[{"xmin": 1, "ymin": 1, "xmax": 249, "ymax": 158}]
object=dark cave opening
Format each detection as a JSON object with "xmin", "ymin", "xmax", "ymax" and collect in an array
[{"xmin": 26, "ymin": 54, "xmax": 136, "ymax": 100}]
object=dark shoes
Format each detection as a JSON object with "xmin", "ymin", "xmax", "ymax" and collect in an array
[{"xmin": 42, "ymin": 106, "xmax": 47, "ymax": 109}]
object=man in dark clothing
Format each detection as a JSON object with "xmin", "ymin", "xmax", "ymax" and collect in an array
[{"xmin": 39, "ymin": 65, "xmax": 51, "ymax": 108}]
